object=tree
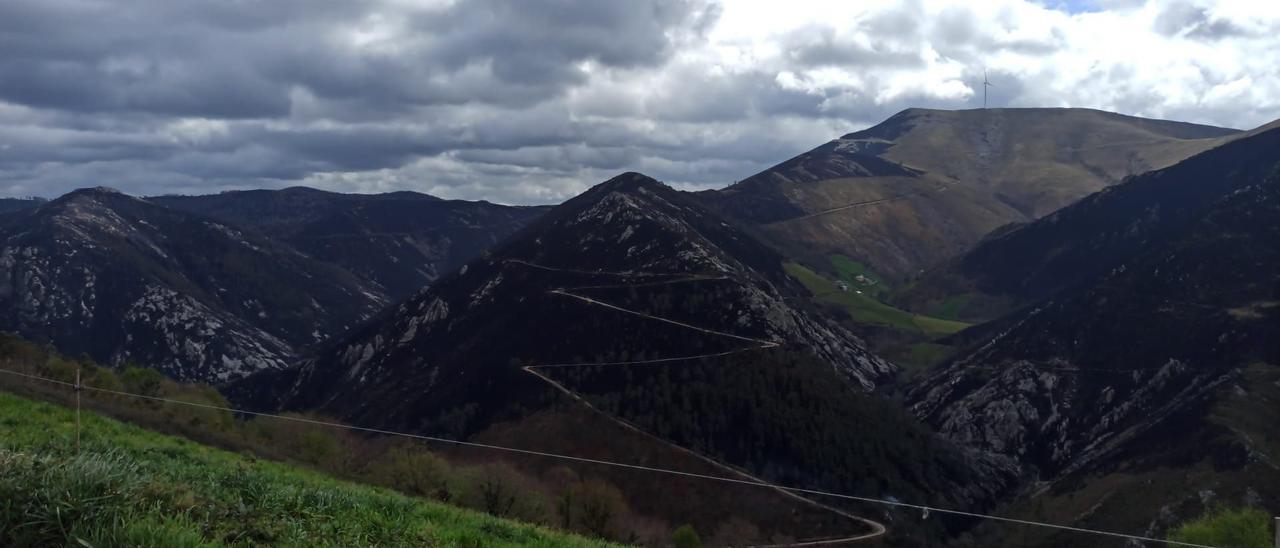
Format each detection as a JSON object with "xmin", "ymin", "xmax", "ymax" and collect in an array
[
  {"xmin": 545, "ymin": 466, "xmax": 581, "ymax": 530},
  {"xmin": 459, "ymin": 463, "xmax": 545, "ymax": 522},
  {"xmin": 572, "ymin": 479, "xmax": 627, "ymax": 539},
  {"xmin": 672, "ymin": 524, "xmax": 702, "ymax": 548}
]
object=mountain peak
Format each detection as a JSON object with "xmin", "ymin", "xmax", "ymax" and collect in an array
[
  {"xmin": 587, "ymin": 172, "xmax": 666, "ymax": 195},
  {"xmin": 62, "ymin": 186, "xmax": 127, "ymax": 199},
  {"xmin": 82, "ymin": 185, "xmax": 124, "ymax": 195},
  {"xmin": 51, "ymin": 186, "xmax": 147, "ymax": 210}
]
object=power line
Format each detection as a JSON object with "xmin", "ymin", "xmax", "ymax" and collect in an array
[
  {"xmin": 512, "ymin": 262, "xmax": 888, "ymax": 544},
  {"xmin": 0, "ymin": 366, "xmax": 1219, "ymax": 548}
]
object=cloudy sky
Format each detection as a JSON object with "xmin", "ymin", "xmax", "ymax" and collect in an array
[{"xmin": 2, "ymin": 0, "xmax": 1278, "ymax": 203}]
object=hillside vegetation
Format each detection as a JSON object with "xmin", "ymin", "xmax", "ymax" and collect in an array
[
  {"xmin": 0, "ymin": 391, "xmax": 616, "ymax": 547},
  {"xmin": 1168, "ymin": 507, "xmax": 1272, "ymax": 548},
  {"xmin": 0, "ymin": 334, "xmax": 681, "ymax": 545}
]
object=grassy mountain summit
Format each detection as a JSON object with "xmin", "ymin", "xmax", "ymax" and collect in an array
[
  {"xmin": 899, "ymin": 117, "xmax": 1280, "ymax": 321},
  {"xmin": 704, "ymin": 107, "xmax": 1240, "ymax": 280}
]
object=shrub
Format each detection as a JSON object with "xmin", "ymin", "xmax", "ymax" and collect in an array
[
  {"xmin": 457, "ymin": 462, "xmax": 547, "ymax": 524},
  {"xmin": 1169, "ymin": 506, "xmax": 1271, "ymax": 548},
  {"xmin": 672, "ymin": 524, "xmax": 701, "ymax": 548},
  {"xmin": 571, "ymin": 479, "xmax": 627, "ymax": 539},
  {"xmin": 121, "ymin": 366, "xmax": 163, "ymax": 399},
  {"xmin": 367, "ymin": 442, "xmax": 454, "ymax": 501}
]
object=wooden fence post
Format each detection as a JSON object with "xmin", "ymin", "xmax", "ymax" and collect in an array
[{"xmin": 75, "ymin": 367, "xmax": 81, "ymax": 455}]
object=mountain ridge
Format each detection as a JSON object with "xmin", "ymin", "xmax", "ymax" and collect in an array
[
  {"xmin": 702, "ymin": 107, "xmax": 1242, "ymax": 281},
  {"xmin": 900, "ymin": 125, "xmax": 1280, "ymax": 545},
  {"xmin": 898, "ymin": 121, "xmax": 1280, "ymax": 320},
  {"xmin": 0, "ymin": 188, "xmax": 387, "ymax": 382},
  {"xmin": 153, "ymin": 186, "xmax": 548, "ymax": 299},
  {"xmin": 252, "ymin": 172, "xmax": 896, "ymax": 426}
]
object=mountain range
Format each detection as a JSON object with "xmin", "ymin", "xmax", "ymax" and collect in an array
[
  {"xmin": 252, "ymin": 172, "xmax": 894, "ymax": 428},
  {"xmin": 0, "ymin": 187, "xmax": 542, "ymax": 382},
  {"xmin": 704, "ymin": 108, "xmax": 1240, "ymax": 282},
  {"xmin": 152, "ymin": 188, "xmax": 548, "ymax": 300},
  {"xmin": 2, "ymin": 107, "xmax": 1277, "ymax": 546},
  {"xmin": 904, "ymin": 122, "xmax": 1280, "ymax": 544}
]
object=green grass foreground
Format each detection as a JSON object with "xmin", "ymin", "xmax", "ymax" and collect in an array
[{"xmin": 0, "ymin": 391, "xmax": 619, "ymax": 548}]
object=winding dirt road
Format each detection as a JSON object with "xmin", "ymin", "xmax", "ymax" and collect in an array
[{"xmin": 505, "ymin": 259, "xmax": 889, "ymax": 545}]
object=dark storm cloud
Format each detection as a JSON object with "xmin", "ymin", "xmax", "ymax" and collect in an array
[
  {"xmin": 0, "ymin": 0, "xmax": 712, "ymax": 117},
  {"xmin": 0, "ymin": 0, "xmax": 722, "ymax": 199},
  {"xmin": 0, "ymin": 0, "xmax": 1276, "ymax": 203}
]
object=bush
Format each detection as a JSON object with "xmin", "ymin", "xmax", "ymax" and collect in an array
[
  {"xmin": 1169, "ymin": 506, "xmax": 1271, "ymax": 548},
  {"xmin": 672, "ymin": 524, "xmax": 701, "ymax": 548},
  {"xmin": 570, "ymin": 479, "xmax": 627, "ymax": 539},
  {"xmin": 457, "ymin": 462, "xmax": 547, "ymax": 523},
  {"xmin": 367, "ymin": 442, "xmax": 454, "ymax": 501},
  {"xmin": 121, "ymin": 366, "xmax": 164, "ymax": 399}
]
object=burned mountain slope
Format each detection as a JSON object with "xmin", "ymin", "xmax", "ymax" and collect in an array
[{"xmin": 0, "ymin": 188, "xmax": 385, "ymax": 382}]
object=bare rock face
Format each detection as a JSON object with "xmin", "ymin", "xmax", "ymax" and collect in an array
[
  {"xmin": 0, "ymin": 188, "xmax": 386, "ymax": 383},
  {"xmin": 912, "ymin": 356, "xmax": 1233, "ymax": 479}
]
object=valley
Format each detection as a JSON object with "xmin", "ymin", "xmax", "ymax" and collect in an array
[
  {"xmin": 7, "ymin": 2, "xmax": 1280, "ymax": 546},
  {"xmin": 3, "ymin": 109, "xmax": 1278, "ymax": 548}
]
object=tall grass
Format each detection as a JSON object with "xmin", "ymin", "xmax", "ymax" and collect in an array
[{"xmin": 0, "ymin": 392, "xmax": 618, "ymax": 547}]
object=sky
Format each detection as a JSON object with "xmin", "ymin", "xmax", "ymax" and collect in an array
[{"xmin": 1, "ymin": 0, "xmax": 1278, "ymax": 204}]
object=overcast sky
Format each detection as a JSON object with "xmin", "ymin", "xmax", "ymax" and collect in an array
[{"xmin": 1, "ymin": 0, "xmax": 1278, "ymax": 203}]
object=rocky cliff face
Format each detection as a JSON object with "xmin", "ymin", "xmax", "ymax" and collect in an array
[
  {"xmin": 908, "ymin": 129, "xmax": 1280, "ymax": 484},
  {"xmin": 0, "ymin": 188, "xmax": 385, "ymax": 382},
  {"xmin": 252, "ymin": 173, "xmax": 893, "ymax": 434}
]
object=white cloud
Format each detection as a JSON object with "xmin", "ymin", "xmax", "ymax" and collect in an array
[{"xmin": 1, "ymin": 0, "xmax": 1279, "ymax": 203}]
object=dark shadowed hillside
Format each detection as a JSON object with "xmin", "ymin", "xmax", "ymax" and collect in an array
[
  {"xmin": 153, "ymin": 187, "xmax": 549, "ymax": 300},
  {"xmin": 253, "ymin": 173, "xmax": 894, "ymax": 428},
  {"xmin": 235, "ymin": 172, "xmax": 1014, "ymax": 545},
  {"xmin": 0, "ymin": 188, "xmax": 386, "ymax": 382},
  {"xmin": 0, "ymin": 197, "xmax": 43, "ymax": 215},
  {"xmin": 905, "ymin": 127, "xmax": 1280, "ymax": 545}
]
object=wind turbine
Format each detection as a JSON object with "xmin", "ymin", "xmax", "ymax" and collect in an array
[{"xmin": 983, "ymin": 70, "xmax": 994, "ymax": 109}]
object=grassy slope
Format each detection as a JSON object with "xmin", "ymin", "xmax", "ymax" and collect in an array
[
  {"xmin": 0, "ymin": 391, "xmax": 616, "ymax": 548},
  {"xmin": 785, "ymin": 262, "xmax": 969, "ymax": 338},
  {"xmin": 742, "ymin": 109, "xmax": 1238, "ymax": 282},
  {"xmin": 828, "ymin": 254, "xmax": 888, "ymax": 298}
]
